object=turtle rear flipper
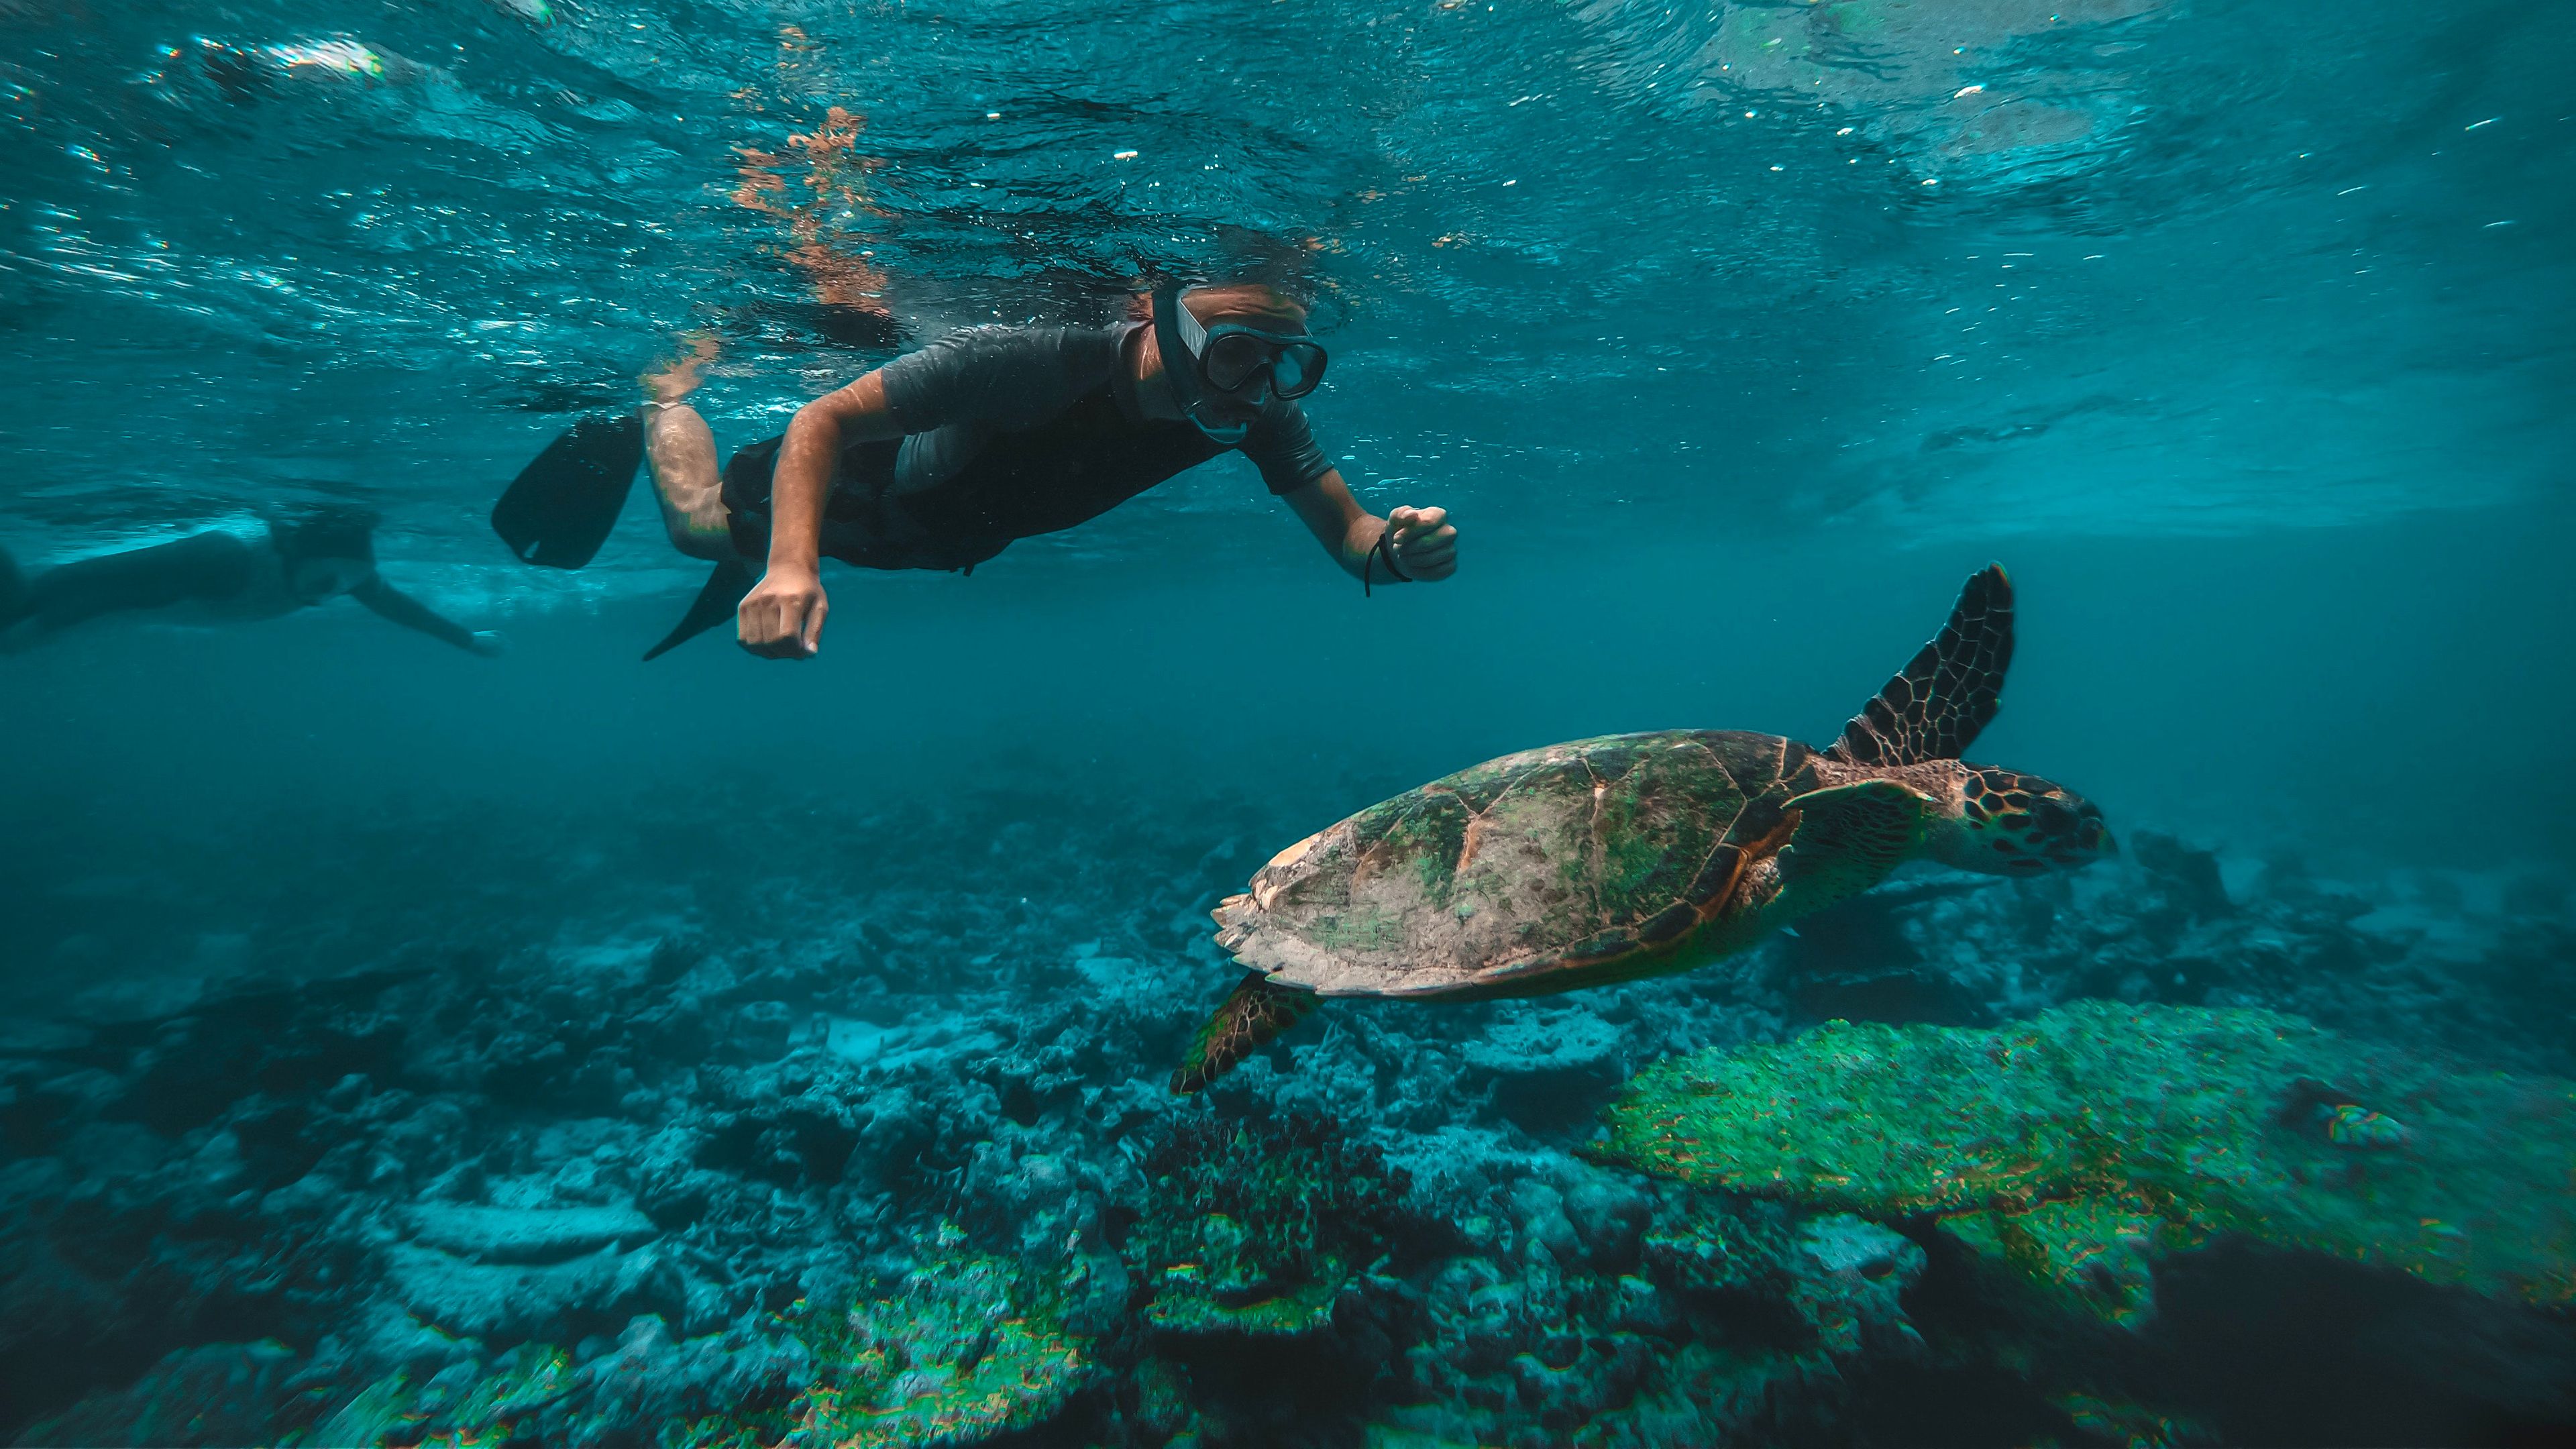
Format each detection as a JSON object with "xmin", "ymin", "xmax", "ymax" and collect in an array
[
  {"xmin": 1829, "ymin": 564, "xmax": 2013, "ymax": 765},
  {"xmin": 1172, "ymin": 975, "xmax": 1319, "ymax": 1095},
  {"xmin": 1772, "ymin": 780, "xmax": 1933, "ymax": 917}
]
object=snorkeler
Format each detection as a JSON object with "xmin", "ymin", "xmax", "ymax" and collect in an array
[
  {"xmin": 492, "ymin": 282, "xmax": 1458, "ymax": 659},
  {"xmin": 0, "ymin": 505, "xmax": 504, "ymax": 656}
]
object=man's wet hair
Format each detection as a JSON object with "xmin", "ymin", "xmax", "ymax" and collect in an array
[
  {"xmin": 268, "ymin": 502, "xmax": 380, "ymax": 566},
  {"xmin": 1127, "ymin": 281, "xmax": 1310, "ymax": 332},
  {"xmin": 1188, "ymin": 282, "xmax": 1309, "ymax": 331}
]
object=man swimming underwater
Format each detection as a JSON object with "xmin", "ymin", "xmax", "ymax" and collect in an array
[
  {"xmin": 0, "ymin": 504, "xmax": 502, "ymax": 656},
  {"xmin": 498, "ymin": 282, "xmax": 1458, "ymax": 659}
]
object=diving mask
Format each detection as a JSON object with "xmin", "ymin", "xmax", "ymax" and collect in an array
[{"xmin": 1152, "ymin": 285, "xmax": 1328, "ymax": 444}]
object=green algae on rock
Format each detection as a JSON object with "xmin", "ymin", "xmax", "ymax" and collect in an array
[
  {"xmin": 1143, "ymin": 1210, "xmax": 1348, "ymax": 1337},
  {"xmin": 1596, "ymin": 1002, "xmax": 2576, "ymax": 1324},
  {"xmin": 285, "ymin": 1254, "xmax": 1089, "ymax": 1449},
  {"xmin": 1130, "ymin": 1114, "xmax": 1411, "ymax": 1339},
  {"xmin": 2055, "ymin": 1391, "xmax": 2218, "ymax": 1449},
  {"xmin": 763, "ymin": 1253, "xmax": 1091, "ymax": 1448},
  {"xmin": 288, "ymin": 1342, "xmax": 576, "ymax": 1448}
]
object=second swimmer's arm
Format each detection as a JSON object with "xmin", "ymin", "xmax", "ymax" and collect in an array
[
  {"xmin": 352, "ymin": 578, "xmax": 502, "ymax": 655},
  {"xmin": 739, "ymin": 372, "xmax": 904, "ymax": 659}
]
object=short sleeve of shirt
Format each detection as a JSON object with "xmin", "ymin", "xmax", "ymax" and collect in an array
[
  {"xmin": 1240, "ymin": 400, "xmax": 1336, "ymax": 496},
  {"xmin": 876, "ymin": 326, "xmax": 1121, "ymax": 433}
]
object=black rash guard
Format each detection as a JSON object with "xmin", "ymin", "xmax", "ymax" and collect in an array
[
  {"xmin": 1, "ymin": 531, "xmax": 261, "ymax": 632},
  {"xmin": 719, "ymin": 321, "xmax": 1335, "ymax": 572}
]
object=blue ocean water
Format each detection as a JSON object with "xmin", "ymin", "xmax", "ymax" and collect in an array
[{"xmin": 3, "ymin": 0, "xmax": 2573, "ymax": 1443}]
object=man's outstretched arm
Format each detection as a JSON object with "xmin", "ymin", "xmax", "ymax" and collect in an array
[
  {"xmin": 1281, "ymin": 470, "xmax": 1458, "ymax": 585},
  {"xmin": 736, "ymin": 371, "xmax": 906, "ymax": 659},
  {"xmin": 352, "ymin": 578, "xmax": 502, "ymax": 655}
]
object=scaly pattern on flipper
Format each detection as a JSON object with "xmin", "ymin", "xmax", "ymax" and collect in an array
[
  {"xmin": 1830, "ymin": 565, "xmax": 2014, "ymax": 766},
  {"xmin": 1172, "ymin": 974, "xmax": 1321, "ymax": 1094},
  {"xmin": 1772, "ymin": 780, "xmax": 1933, "ymax": 917}
]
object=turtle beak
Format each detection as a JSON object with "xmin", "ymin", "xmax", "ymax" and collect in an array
[
  {"xmin": 2061, "ymin": 814, "xmax": 2114, "ymax": 867},
  {"xmin": 2032, "ymin": 794, "xmax": 2113, "ymax": 869},
  {"xmin": 2077, "ymin": 802, "xmax": 2114, "ymax": 859}
]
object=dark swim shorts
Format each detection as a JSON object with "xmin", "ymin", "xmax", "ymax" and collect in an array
[{"xmin": 718, "ymin": 435, "xmax": 1008, "ymax": 574}]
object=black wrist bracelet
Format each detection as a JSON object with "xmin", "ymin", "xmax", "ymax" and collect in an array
[{"xmin": 1364, "ymin": 527, "xmax": 1413, "ymax": 598}]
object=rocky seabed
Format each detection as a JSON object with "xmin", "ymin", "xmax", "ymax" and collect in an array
[{"xmin": 4, "ymin": 793, "xmax": 2573, "ymax": 1447}]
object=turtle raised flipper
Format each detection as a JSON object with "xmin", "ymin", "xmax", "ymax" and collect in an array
[
  {"xmin": 1173, "ymin": 974, "xmax": 1319, "ymax": 1095},
  {"xmin": 1770, "ymin": 780, "xmax": 1935, "ymax": 918},
  {"xmin": 1830, "ymin": 564, "xmax": 2013, "ymax": 766}
]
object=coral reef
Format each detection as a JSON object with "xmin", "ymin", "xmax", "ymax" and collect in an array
[
  {"xmin": 749, "ymin": 1252, "xmax": 1091, "ymax": 1448},
  {"xmin": 3, "ymin": 782, "xmax": 2574, "ymax": 1444},
  {"xmin": 1597, "ymin": 1001, "xmax": 2576, "ymax": 1324},
  {"xmin": 1127, "ymin": 1112, "xmax": 1411, "ymax": 1338}
]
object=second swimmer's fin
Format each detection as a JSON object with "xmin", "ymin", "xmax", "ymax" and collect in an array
[
  {"xmin": 643, "ymin": 557, "xmax": 755, "ymax": 661},
  {"xmin": 491, "ymin": 413, "xmax": 644, "ymax": 569}
]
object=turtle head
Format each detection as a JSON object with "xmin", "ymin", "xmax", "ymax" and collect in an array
[{"xmin": 1923, "ymin": 764, "xmax": 2114, "ymax": 876}]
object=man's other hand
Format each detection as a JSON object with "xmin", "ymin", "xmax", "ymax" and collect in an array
[
  {"xmin": 738, "ymin": 567, "xmax": 828, "ymax": 659},
  {"xmin": 1386, "ymin": 505, "xmax": 1458, "ymax": 582}
]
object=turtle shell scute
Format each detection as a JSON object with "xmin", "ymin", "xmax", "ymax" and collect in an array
[{"xmin": 1216, "ymin": 731, "xmax": 1820, "ymax": 999}]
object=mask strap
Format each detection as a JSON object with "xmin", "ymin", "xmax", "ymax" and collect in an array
[
  {"xmin": 1173, "ymin": 286, "xmax": 1214, "ymax": 362},
  {"xmin": 1152, "ymin": 285, "xmax": 1249, "ymax": 445}
]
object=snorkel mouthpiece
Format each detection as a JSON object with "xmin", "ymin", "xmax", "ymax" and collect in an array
[{"xmin": 1152, "ymin": 284, "xmax": 1251, "ymax": 445}]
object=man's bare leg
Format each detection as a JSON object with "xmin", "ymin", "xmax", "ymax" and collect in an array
[{"xmin": 641, "ymin": 335, "xmax": 735, "ymax": 561}]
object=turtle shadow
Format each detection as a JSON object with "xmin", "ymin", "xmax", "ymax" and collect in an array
[
  {"xmin": 1820, "ymin": 1235, "xmax": 2576, "ymax": 1449},
  {"xmin": 2147, "ymin": 1240, "xmax": 2576, "ymax": 1447},
  {"xmin": 1780, "ymin": 882, "xmax": 1990, "ymax": 1027}
]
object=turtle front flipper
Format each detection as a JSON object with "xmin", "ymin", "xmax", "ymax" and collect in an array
[
  {"xmin": 1171, "ymin": 974, "xmax": 1320, "ymax": 1095},
  {"xmin": 1829, "ymin": 564, "xmax": 2013, "ymax": 765},
  {"xmin": 1770, "ymin": 780, "xmax": 1934, "ymax": 918}
]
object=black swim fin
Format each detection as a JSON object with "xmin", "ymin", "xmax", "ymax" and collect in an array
[
  {"xmin": 491, "ymin": 413, "xmax": 645, "ymax": 569},
  {"xmin": 643, "ymin": 557, "xmax": 756, "ymax": 661}
]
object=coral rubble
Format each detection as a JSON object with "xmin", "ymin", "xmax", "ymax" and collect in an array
[{"xmin": 1128, "ymin": 1114, "xmax": 1410, "ymax": 1339}]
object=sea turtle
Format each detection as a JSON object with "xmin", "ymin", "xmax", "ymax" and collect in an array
[{"xmin": 1173, "ymin": 565, "xmax": 2114, "ymax": 1093}]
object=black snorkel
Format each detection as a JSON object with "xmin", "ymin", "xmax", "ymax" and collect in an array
[{"xmin": 1151, "ymin": 284, "xmax": 1253, "ymax": 446}]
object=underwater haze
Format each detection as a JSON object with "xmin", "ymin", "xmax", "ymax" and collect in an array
[{"xmin": 3, "ymin": 0, "xmax": 2575, "ymax": 1443}]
